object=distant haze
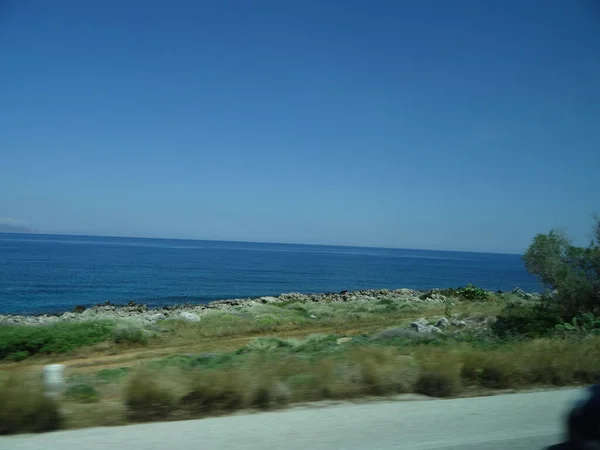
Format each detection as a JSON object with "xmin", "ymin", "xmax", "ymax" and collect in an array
[{"xmin": 0, "ymin": 218, "xmax": 34, "ymax": 234}]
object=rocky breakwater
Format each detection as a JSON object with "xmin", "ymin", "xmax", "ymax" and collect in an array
[{"xmin": 0, "ymin": 287, "xmax": 536, "ymax": 327}]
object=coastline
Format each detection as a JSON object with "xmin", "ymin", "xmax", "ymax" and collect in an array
[{"xmin": 0, "ymin": 286, "xmax": 538, "ymax": 326}]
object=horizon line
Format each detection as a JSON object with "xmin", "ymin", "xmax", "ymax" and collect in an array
[{"xmin": 0, "ymin": 230, "xmax": 525, "ymax": 256}]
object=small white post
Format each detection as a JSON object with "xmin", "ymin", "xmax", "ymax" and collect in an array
[{"xmin": 43, "ymin": 364, "xmax": 65, "ymax": 398}]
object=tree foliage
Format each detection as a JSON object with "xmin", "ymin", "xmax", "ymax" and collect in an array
[{"xmin": 523, "ymin": 215, "xmax": 600, "ymax": 316}]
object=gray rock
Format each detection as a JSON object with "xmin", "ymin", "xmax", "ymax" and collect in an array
[
  {"xmin": 336, "ymin": 337, "xmax": 353, "ymax": 345},
  {"xmin": 411, "ymin": 323, "xmax": 443, "ymax": 334},
  {"xmin": 410, "ymin": 318, "xmax": 429, "ymax": 328},
  {"xmin": 260, "ymin": 296, "xmax": 279, "ymax": 304},
  {"xmin": 178, "ymin": 311, "xmax": 200, "ymax": 322},
  {"xmin": 436, "ymin": 317, "xmax": 450, "ymax": 328},
  {"xmin": 450, "ymin": 319, "xmax": 467, "ymax": 328}
]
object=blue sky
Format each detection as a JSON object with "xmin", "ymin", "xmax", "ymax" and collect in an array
[{"xmin": 1, "ymin": 0, "xmax": 599, "ymax": 253}]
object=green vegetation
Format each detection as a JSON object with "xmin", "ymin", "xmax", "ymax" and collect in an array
[
  {"xmin": 0, "ymin": 321, "xmax": 115, "ymax": 360},
  {"xmin": 494, "ymin": 215, "xmax": 600, "ymax": 338},
  {"xmin": 64, "ymin": 383, "xmax": 100, "ymax": 403},
  {"xmin": 123, "ymin": 369, "xmax": 176, "ymax": 422},
  {"xmin": 523, "ymin": 216, "xmax": 600, "ymax": 317},
  {"xmin": 0, "ymin": 376, "xmax": 63, "ymax": 435},
  {"xmin": 0, "ymin": 320, "xmax": 152, "ymax": 361}
]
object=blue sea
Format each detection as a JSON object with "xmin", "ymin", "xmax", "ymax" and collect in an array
[{"xmin": 0, "ymin": 233, "xmax": 540, "ymax": 315}]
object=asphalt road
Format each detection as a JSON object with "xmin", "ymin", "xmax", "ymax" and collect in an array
[{"xmin": 1, "ymin": 388, "xmax": 584, "ymax": 450}]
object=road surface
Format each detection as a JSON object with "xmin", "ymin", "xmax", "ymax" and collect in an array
[{"xmin": 1, "ymin": 388, "xmax": 584, "ymax": 450}]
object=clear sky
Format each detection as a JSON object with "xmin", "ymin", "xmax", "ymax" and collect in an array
[{"xmin": 1, "ymin": 0, "xmax": 599, "ymax": 253}]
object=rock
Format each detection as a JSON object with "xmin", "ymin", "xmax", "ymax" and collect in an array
[
  {"xmin": 178, "ymin": 312, "xmax": 200, "ymax": 322},
  {"xmin": 451, "ymin": 319, "xmax": 467, "ymax": 328},
  {"xmin": 144, "ymin": 313, "xmax": 165, "ymax": 323},
  {"xmin": 336, "ymin": 337, "xmax": 353, "ymax": 345},
  {"xmin": 310, "ymin": 315, "xmax": 317, "ymax": 319},
  {"xmin": 410, "ymin": 318, "xmax": 429, "ymax": 328},
  {"xmin": 411, "ymin": 324, "xmax": 443, "ymax": 334},
  {"xmin": 436, "ymin": 317, "xmax": 450, "ymax": 328},
  {"xmin": 510, "ymin": 287, "xmax": 532, "ymax": 300},
  {"xmin": 260, "ymin": 296, "xmax": 279, "ymax": 304}
]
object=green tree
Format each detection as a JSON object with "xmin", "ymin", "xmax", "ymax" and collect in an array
[{"xmin": 523, "ymin": 215, "xmax": 600, "ymax": 316}]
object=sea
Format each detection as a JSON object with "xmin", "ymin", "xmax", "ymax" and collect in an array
[{"xmin": 0, "ymin": 233, "xmax": 541, "ymax": 315}]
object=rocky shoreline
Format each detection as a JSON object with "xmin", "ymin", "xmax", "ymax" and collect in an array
[{"xmin": 0, "ymin": 287, "xmax": 537, "ymax": 326}]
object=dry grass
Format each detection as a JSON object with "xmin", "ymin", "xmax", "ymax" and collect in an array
[
  {"xmin": 0, "ymin": 375, "xmax": 63, "ymax": 435},
  {"xmin": 414, "ymin": 348, "xmax": 464, "ymax": 397},
  {"xmin": 2, "ymin": 334, "xmax": 600, "ymax": 433},
  {"xmin": 122, "ymin": 369, "xmax": 177, "ymax": 422}
]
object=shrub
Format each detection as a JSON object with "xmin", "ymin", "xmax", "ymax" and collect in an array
[
  {"xmin": 456, "ymin": 284, "xmax": 489, "ymax": 302},
  {"xmin": 460, "ymin": 351, "xmax": 522, "ymax": 389},
  {"xmin": 180, "ymin": 369, "xmax": 245, "ymax": 415},
  {"xmin": 523, "ymin": 217, "xmax": 600, "ymax": 317},
  {"xmin": 238, "ymin": 337, "xmax": 294, "ymax": 353},
  {"xmin": 493, "ymin": 303, "xmax": 560, "ymax": 338},
  {"xmin": 291, "ymin": 334, "xmax": 339, "ymax": 353},
  {"xmin": 246, "ymin": 380, "xmax": 290, "ymax": 410},
  {"xmin": 555, "ymin": 313, "xmax": 600, "ymax": 334},
  {"xmin": 64, "ymin": 383, "xmax": 100, "ymax": 403},
  {"xmin": 111, "ymin": 323, "xmax": 149, "ymax": 345},
  {"xmin": 123, "ymin": 370, "xmax": 176, "ymax": 421},
  {"xmin": 414, "ymin": 350, "xmax": 462, "ymax": 397},
  {"xmin": 346, "ymin": 347, "xmax": 416, "ymax": 395},
  {"xmin": 0, "ymin": 376, "xmax": 63, "ymax": 434},
  {"xmin": 0, "ymin": 321, "xmax": 114, "ymax": 360}
]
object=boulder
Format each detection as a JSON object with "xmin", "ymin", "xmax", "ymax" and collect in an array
[
  {"xmin": 410, "ymin": 318, "xmax": 443, "ymax": 334},
  {"xmin": 178, "ymin": 312, "xmax": 200, "ymax": 322},
  {"xmin": 336, "ymin": 337, "xmax": 353, "ymax": 345},
  {"xmin": 436, "ymin": 317, "xmax": 450, "ymax": 328},
  {"xmin": 451, "ymin": 319, "xmax": 467, "ymax": 328},
  {"xmin": 410, "ymin": 318, "xmax": 429, "ymax": 328},
  {"xmin": 260, "ymin": 296, "xmax": 279, "ymax": 304}
]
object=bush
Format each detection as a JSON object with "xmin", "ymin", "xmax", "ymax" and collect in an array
[
  {"xmin": 346, "ymin": 347, "xmax": 416, "ymax": 395},
  {"xmin": 111, "ymin": 323, "xmax": 149, "ymax": 345},
  {"xmin": 246, "ymin": 380, "xmax": 290, "ymax": 410},
  {"xmin": 523, "ymin": 217, "xmax": 600, "ymax": 317},
  {"xmin": 0, "ymin": 377, "xmax": 63, "ymax": 434},
  {"xmin": 123, "ymin": 370, "xmax": 176, "ymax": 422},
  {"xmin": 461, "ymin": 351, "xmax": 522, "ymax": 389},
  {"xmin": 238, "ymin": 337, "xmax": 294, "ymax": 353},
  {"xmin": 456, "ymin": 284, "xmax": 489, "ymax": 302},
  {"xmin": 414, "ymin": 350, "xmax": 462, "ymax": 397},
  {"xmin": 179, "ymin": 370, "xmax": 244, "ymax": 415},
  {"xmin": 493, "ymin": 303, "xmax": 561, "ymax": 338},
  {"xmin": 0, "ymin": 322, "xmax": 114, "ymax": 360}
]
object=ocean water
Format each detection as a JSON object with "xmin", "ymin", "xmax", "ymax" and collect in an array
[{"xmin": 0, "ymin": 233, "xmax": 540, "ymax": 315}]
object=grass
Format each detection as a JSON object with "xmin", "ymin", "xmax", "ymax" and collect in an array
[
  {"xmin": 0, "ymin": 321, "xmax": 149, "ymax": 361},
  {"xmin": 0, "ymin": 375, "xmax": 63, "ymax": 435},
  {"xmin": 0, "ymin": 321, "xmax": 115, "ymax": 360},
  {"xmin": 3, "ymin": 292, "xmax": 597, "ymax": 434},
  {"xmin": 2, "ymin": 329, "xmax": 600, "ymax": 433}
]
